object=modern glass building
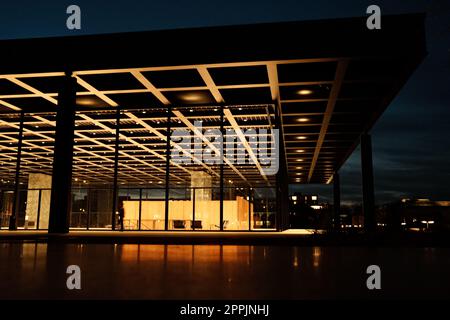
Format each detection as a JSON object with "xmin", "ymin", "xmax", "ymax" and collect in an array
[{"xmin": 0, "ymin": 14, "xmax": 426, "ymax": 233}]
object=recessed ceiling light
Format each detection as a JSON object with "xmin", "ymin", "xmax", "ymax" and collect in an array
[
  {"xmin": 297, "ymin": 118, "xmax": 310, "ymax": 122},
  {"xmin": 295, "ymin": 166, "xmax": 303, "ymax": 169},
  {"xmin": 296, "ymin": 159, "xmax": 304, "ymax": 162},
  {"xmin": 76, "ymin": 97, "xmax": 98, "ymax": 106},
  {"xmin": 183, "ymin": 94, "xmax": 202, "ymax": 102},
  {"xmin": 297, "ymin": 89, "xmax": 313, "ymax": 95},
  {"xmin": 296, "ymin": 136, "xmax": 307, "ymax": 140},
  {"xmin": 296, "ymin": 150, "xmax": 305, "ymax": 153}
]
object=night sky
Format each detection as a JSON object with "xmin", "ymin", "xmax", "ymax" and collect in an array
[{"xmin": 0, "ymin": 0, "xmax": 449, "ymax": 205}]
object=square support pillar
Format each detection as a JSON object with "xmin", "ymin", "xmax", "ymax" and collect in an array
[
  {"xmin": 164, "ymin": 106, "xmax": 171, "ymax": 231},
  {"xmin": 9, "ymin": 112, "xmax": 24, "ymax": 230},
  {"xmin": 361, "ymin": 133, "xmax": 375, "ymax": 233},
  {"xmin": 333, "ymin": 172, "xmax": 341, "ymax": 230},
  {"xmin": 219, "ymin": 105, "xmax": 224, "ymax": 231},
  {"xmin": 48, "ymin": 73, "xmax": 77, "ymax": 234},
  {"xmin": 111, "ymin": 107, "xmax": 121, "ymax": 231}
]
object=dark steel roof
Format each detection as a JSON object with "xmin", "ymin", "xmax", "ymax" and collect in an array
[{"xmin": 0, "ymin": 14, "xmax": 427, "ymax": 186}]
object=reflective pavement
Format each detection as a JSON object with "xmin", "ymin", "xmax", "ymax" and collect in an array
[{"xmin": 0, "ymin": 243, "xmax": 449, "ymax": 299}]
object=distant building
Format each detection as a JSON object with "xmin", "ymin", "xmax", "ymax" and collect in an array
[
  {"xmin": 289, "ymin": 193, "xmax": 330, "ymax": 229},
  {"xmin": 382, "ymin": 198, "xmax": 450, "ymax": 232},
  {"xmin": 339, "ymin": 204, "xmax": 363, "ymax": 229}
]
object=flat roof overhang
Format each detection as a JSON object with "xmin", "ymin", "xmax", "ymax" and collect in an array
[{"xmin": 0, "ymin": 13, "xmax": 427, "ymax": 185}]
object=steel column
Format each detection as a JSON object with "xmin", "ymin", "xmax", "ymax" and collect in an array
[
  {"xmin": 333, "ymin": 172, "xmax": 341, "ymax": 230},
  {"xmin": 164, "ymin": 106, "xmax": 172, "ymax": 231},
  {"xmin": 48, "ymin": 73, "xmax": 76, "ymax": 234},
  {"xmin": 111, "ymin": 107, "xmax": 121, "ymax": 231},
  {"xmin": 361, "ymin": 133, "xmax": 375, "ymax": 233},
  {"xmin": 219, "ymin": 105, "xmax": 224, "ymax": 231},
  {"xmin": 9, "ymin": 111, "xmax": 24, "ymax": 230}
]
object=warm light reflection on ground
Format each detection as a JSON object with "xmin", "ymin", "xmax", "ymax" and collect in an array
[
  {"xmin": 282, "ymin": 229, "xmax": 321, "ymax": 235},
  {"xmin": 0, "ymin": 242, "xmax": 449, "ymax": 299}
]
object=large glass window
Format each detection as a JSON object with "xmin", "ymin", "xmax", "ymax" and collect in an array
[
  {"xmin": 0, "ymin": 102, "xmax": 279, "ymax": 232},
  {"xmin": 223, "ymin": 187, "xmax": 251, "ymax": 231},
  {"xmin": 168, "ymin": 187, "xmax": 192, "ymax": 230},
  {"xmin": 194, "ymin": 187, "xmax": 221, "ymax": 230},
  {"xmin": 71, "ymin": 110, "xmax": 117, "ymax": 230},
  {"xmin": 16, "ymin": 112, "xmax": 55, "ymax": 230},
  {"xmin": 88, "ymin": 188, "xmax": 114, "ymax": 229},
  {"xmin": 168, "ymin": 105, "xmax": 221, "ymax": 231},
  {"xmin": 222, "ymin": 105, "xmax": 277, "ymax": 231},
  {"xmin": 140, "ymin": 188, "xmax": 166, "ymax": 230},
  {"xmin": 117, "ymin": 108, "xmax": 168, "ymax": 230},
  {"xmin": 252, "ymin": 187, "xmax": 277, "ymax": 230},
  {"xmin": 0, "ymin": 114, "xmax": 20, "ymax": 229},
  {"xmin": 118, "ymin": 188, "xmax": 140, "ymax": 230},
  {"xmin": 0, "ymin": 191, "xmax": 14, "ymax": 229},
  {"xmin": 0, "ymin": 113, "xmax": 20, "ymax": 229},
  {"xmin": 71, "ymin": 188, "xmax": 88, "ymax": 229}
]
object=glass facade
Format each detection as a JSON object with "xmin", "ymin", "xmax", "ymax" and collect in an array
[
  {"xmin": 0, "ymin": 112, "xmax": 56, "ymax": 230},
  {"xmin": 0, "ymin": 102, "xmax": 281, "ymax": 232}
]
